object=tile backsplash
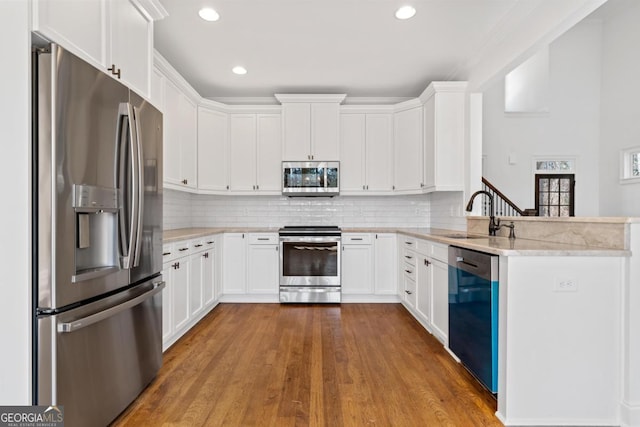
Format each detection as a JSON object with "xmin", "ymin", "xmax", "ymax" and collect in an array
[{"xmin": 164, "ymin": 189, "xmax": 466, "ymax": 230}]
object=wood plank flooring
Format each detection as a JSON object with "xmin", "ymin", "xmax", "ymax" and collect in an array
[{"xmin": 111, "ymin": 303, "xmax": 501, "ymax": 426}]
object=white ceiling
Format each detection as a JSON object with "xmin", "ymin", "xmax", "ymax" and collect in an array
[{"xmin": 154, "ymin": 0, "xmax": 526, "ymax": 101}]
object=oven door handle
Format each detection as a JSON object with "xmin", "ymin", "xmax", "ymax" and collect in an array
[{"xmin": 279, "ymin": 236, "xmax": 341, "ymax": 243}]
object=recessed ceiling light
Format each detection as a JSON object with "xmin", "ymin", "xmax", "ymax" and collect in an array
[
  {"xmin": 198, "ymin": 7, "xmax": 219, "ymax": 22},
  {"xmin": 395, "ymin": 5, "xmax": 416, "ymax": 20},
  {"xmin": 232, "ymin": 66, "xmax": 247, "ymax": 75}
]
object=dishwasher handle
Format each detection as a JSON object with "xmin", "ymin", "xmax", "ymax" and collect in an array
[{"xmin": 58, "ymin": 281, "xmax": 165, "ymax": 333}]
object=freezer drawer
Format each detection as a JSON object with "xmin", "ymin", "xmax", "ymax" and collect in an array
[{"xmin": 36, "ymin": 279, "xmax": 164, "ymax": 427}]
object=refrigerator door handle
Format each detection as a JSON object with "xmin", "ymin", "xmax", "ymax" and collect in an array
[
  {"xmin": 116, "ymin": 102, "xmax": 140, "ymax": 270},
  {"xmin": 131, "ymin": 106, "xmax": 144, "ymax": 267},
  {"xmin": 57, "ymin": 281, "xmax": 165, "ymax": 333}
]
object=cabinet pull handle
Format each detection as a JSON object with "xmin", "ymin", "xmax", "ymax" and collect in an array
[
  {"xmin": 257, "ymin": 238, "xmax": 270, "ymax": 241},
  {"xmin": 206, "ymin": 241, "xmax": 214, "ymax": 244},
  {"xmin": 162, "ymin": 252, "xmax": 171, "ymax": 256},
  {"xmin": 366, "ymin": 185, "xmax": 369, "ymax": 190},
  {"xmin": 226, "ymin": 185, "xmax": 229, "ymax": 190},
  {"xmin": 405, "ymin": 241, "xmax": 413, "ymax": 245},
  {"xmin": 203, "ymin": 252, "xmax": 209, "ymax": 258},
  {"xmin": 351, "ymin": 238, "xmax": 363, "ymax": 241},
  {"xmin": 424, "ymin": 259, "xmax": 431, "ymax": 266},
  {"xmin": 172, "ymin": 262, "xmax": 180, "ymax": 269},
  {"xmin": 181, "ymin": 179, "xmax": 188, "ymax": 185},
  {"xmin": 108, "ymin": 65, "xmax": 121, "ymax": 79},
  {"xmin": 194, "ymin": 244, "xmax": 203, "ymax": 248},
  {"xmin": 178, "ymin": 247, "xmax": 189, "ymax": 252},
  {"xmin": 405, "ymin": 255, "xmax": 412, "ymax": 259},
  {"xmin": 405, "ymin": 290, "xmax": 412, "ymax": 295},
  {"xmin": 256, "ymin": 184, "xmax": 259, "ymax": 190},
  {"xmin": 404, "ymin": 269, "xmax": 412, "ymax": 274}
]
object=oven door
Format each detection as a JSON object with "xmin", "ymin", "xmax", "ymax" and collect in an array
[{"xmin": 279, "ymin": 236, "xmax": 341, "ymax": 287}]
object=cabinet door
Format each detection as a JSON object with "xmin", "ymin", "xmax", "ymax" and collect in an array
[
  {"xmin": 189, "ymin": 252, "xmax": 204, "ymax": 317},
  {"xmin": 394, "ymin": 107, "xmax": 423, "ymax": 192},
  {"xmin": 223, "ymin": 234, "xmax": 247, "ymax": 294},
  {"xmin": 340, "ymin": 114, "xmax": 366, "ymax": 192},
  {"xmin": 366, "ymin": 114, "xmax": 394, "ymax": 192},
  {"xmin": 33, "ymin": 0, "xmax": 106, "ymax": 68},
  {"xmin": 374, "ymin": 233, "xmax": 397, "ymax": 295},
  {"xmin": 202, "ymin": 249, "xmax": 216, "ymax": 306},
  {"xmin": 150, "ymin": 67, "xmax": 164, "ymax": 111},
  {"xmin": 229, "ymin": 114, "xmax": 257, "ymax": 191},
  {"xmin": 342, "ymin": 244, "xmax": 373, "ymax": 294},
  {"xmin": 423, "ymin": 96, "xmax": 436, "ymax": 190},
  {"xmin": 431, "ymin": 258, "xmax": 449, "ymax": 345},
  {"xmin": 179, "ymin": 95, "xmax": 198, "ymax": 189},
  {"xmin": 172, "ymin": 257, "xmax": 190, "ymax": 332},
  {"xmin": 311, "ymin": 103, "xmax": 340, "ymax": 160},
  {"xmin": 198, "ymin": 108, "xmax": 228, "ymax": 191},
  {"xmin": 247, "ymin": 245, "xmax": 279, "ymax": 294},
  {"xmin": 163, "ymin": 80, "xmax": 182, "ymax": 186},
  {"xmin": 109, "ymin": 0, "xmax": 151, "ymax": 97},
  {"xmin": 256, "ymin": 114, "xmax": 282, "ymax": 192},
  {"xmin": 416, "ymin": 256, "xmax": 432, "ymax": 325},
  {"xmin": 161, "ymin": 262, "xmax": 173, "ymax": 347},
  {"xmin": 282, "ymin": 103, "xmax": 311, "ymax": 160}
]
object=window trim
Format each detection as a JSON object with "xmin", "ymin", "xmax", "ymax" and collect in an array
[{"xmin": 620, "ymin": 146, "xmax": 640, "ymax": 184}]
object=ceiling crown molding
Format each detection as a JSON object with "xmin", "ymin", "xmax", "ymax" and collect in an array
[
  {"xmin": 418, "ymin": 81, "xmax": 468, "ymax": 103},
  {"xmin": 274, "ymin": 94, "xmax": 347, "ymax": 104}
]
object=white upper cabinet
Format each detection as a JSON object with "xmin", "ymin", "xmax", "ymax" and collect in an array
[
  {"xmin": 340, "ymin": 111, "xmax": 393, "ymax": 194},
  {"xmin": 163, "ymin": 79, "xmax": 197, "ymax": 190},
  {"xmin": 256, "ymin": 114, "xmax": 282, "ymax": 193},
  {"xmin": 276, "ymin": 94, "xmax": 345, "ymax": 161},
  {"xmin": 420, "ymin": 82, "xmax": 467, "ymax": 192},
  {"xmin": 228, "ymin": 113, "xmax": 281, "ymax": 194},
  {"xmin": 229, "ymin": 114, "xmax": 257, "ymax": 192},
  {"xmin": 150, "ymin": 66, "xmax": 164, "ymax": 111},
  {"xmin": 394, "ymin": 104, "xmax": 423, "ymax": 193},
  {"xmin": 108, "ymin": 0, "xmax": 153, "ymax": 96},
  {"xmin": 32, "ymin": 0, "xmax": 106, "ymax": 66},
  {"xmin": 198, "ymin": 107, "xmax": 228, "ymax": 192},
  {"xmin": 33, "ymin": 0, "xmax": 164, "ymax": 98}
]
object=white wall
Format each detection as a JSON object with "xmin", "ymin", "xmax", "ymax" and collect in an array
[
  {"xmin": 0, "ymin": 1, "xmax": 32, "ymax": 405},
  {"xmin": 482, "ymin": 19, "xmax": 603, "ymax": 215},
  {"xmin": 597, "ymin": 1, "xmax": 640, "ymax": 216}
]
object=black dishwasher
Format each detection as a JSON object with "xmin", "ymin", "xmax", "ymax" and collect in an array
[{"xmin": 448, "ymin": 246, "xmax": 499, "ymax": 393}]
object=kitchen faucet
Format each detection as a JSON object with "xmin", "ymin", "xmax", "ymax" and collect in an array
[{"xmin": 465, "ymin": 190, "xmax": 501, "ymax": 236}]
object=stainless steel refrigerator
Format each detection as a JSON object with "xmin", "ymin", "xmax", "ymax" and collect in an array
[{"xmin": 33, "ymin": 43, "xmax": 164, "ymax": 426}]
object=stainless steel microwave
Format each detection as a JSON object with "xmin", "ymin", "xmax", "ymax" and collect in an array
[{"xmin": 282, "ymin": 161, "xmax": 340, "ymax": 196}]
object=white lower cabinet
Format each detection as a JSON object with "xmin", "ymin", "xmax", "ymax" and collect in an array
[
  {"xmin": 223, "ymin": 233, "xmax": 279, "ymax": 299},
  {"xmin": 247, "ymin": 237, "xmax": 279, "ymax": 294},
  {"xmin": 399, "ymin": 236, "xmax": 449, "ymax": 346},
  {"xmin": 430, "ymin": 258, "xmax": 449, "ymax": 344},
  {"xmin": 161, "ymin": 235, "xmax": 220, "ymax": 351},
  {"xmin": 342, "ymin": 239, "xmax": 373, "ymax": 295},
  {"xmin": 374, "ymin": 233, "xmax": 397, "ymax": 294}
]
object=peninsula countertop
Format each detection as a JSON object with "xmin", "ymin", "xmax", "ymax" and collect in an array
[{"xmin": 163, "ymin": 227, "xmax": 630, "ymax": 257}]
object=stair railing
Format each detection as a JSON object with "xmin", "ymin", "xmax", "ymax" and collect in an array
[{"xmin": 481, "ymin": 177, "xmax": 537, "ymax": 217}]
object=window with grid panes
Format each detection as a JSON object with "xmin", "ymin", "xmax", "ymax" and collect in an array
[{"xmin": 535, "ymin": 174, "xmax": 575, "ymax": 217}]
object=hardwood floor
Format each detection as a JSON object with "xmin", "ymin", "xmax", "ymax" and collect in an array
[{"xmin": 112, "ymin": 304, "xmax": 501, "ymax": 426}]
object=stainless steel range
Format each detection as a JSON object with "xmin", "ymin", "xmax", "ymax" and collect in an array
[{"xmin": 279, "ymin": 226, "xmax": 341, "ymax": 303}]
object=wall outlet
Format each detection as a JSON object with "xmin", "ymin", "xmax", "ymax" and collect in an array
[{"xmin": 554, "ymin": 277, "xmax": 578, "ymax": 292}]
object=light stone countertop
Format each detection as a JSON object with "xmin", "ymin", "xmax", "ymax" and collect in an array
[{"xmin": 163, "ymin": 227, "xmax": 630, "ymax": 257}]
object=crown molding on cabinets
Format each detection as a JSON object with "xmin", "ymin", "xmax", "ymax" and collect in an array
[
  {"xmin": 393, "ymin": 98, "xmax": 423, "ymax": 113},
  {"xmin": 274, "ymin": 94, "xmax": 347, "ymax": 104},
  {"xmin": 340, "ymin": 104, "xmax": 395, "ymax": 114},
  {"xmin": 154, "ymin": 50, "xmax": 201, "ymax": 103},
  {"xmin": 131, "ymin": 0, "xmax": 169, "ymax": 21},
  {"xmin": 418, "ymin": 82, "xmax": 468, "ymax": 103}
]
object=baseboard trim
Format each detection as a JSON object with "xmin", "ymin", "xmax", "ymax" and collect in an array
[{"xmin": 621, "ymin": 400, "xmax": 640, "ymax": 426}]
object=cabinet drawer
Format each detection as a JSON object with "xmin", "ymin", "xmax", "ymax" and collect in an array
[
  {"xmin": 190, "ymin": 239, "xmax": 206, "ymax": 252},
  {"xmin": 431, "ymin": 242, "xmax": 448, "ymax": 263},
  {"xmin": 249, "ymin": 233, "xmax": 278, "ymax": 245},
  {"xmin": 401, "ymin": 249, "xmax": 416, "ymax": 266},
  {"xmin": 174, "ymin": 241, "xmax": 192, "ymax": 257},
  {"xmin": 343, "ymin": 233, "xmax": 372, "ymax": 245},
  {"xmin": 402, "ymin": 262, "xmax": 416, "ymax": 281},
  {"xmin": 203, "ymin": 235, "xmax": 216, "ymax": 249},
  {"xmin": 162, "ymin": 243, "xmax": 176, "ymax": 262},
  {"xmin": 417, "ymin": 239, "xmax": 430, "ymax": 256},
  {"xmin": 400, "ymin": 236, "xmax": 417, "ymax": 249}
]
